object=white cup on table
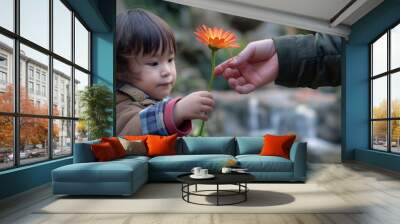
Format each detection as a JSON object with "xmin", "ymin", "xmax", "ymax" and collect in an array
[
  {"xmin": 200, "ymin": 169, "xmax": 208, "ymax": 176},
  {"xmin": 191, "ymin": 167, "xmax": 202, "ymax": 176}
]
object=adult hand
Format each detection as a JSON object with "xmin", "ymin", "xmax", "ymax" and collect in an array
[{"xmin": 214, "ymin": 39, "xmax": 279, "ymax": 94}]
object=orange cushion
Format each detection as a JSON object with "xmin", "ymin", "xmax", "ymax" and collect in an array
[
  {"xmin": 91, "ymin": 142, "xmax": 118, "ymax": 161},
  {"xmin": 101, "ymin": 137, "xmax": 127, "ymax": 158},
  {"xmin": 259, "ymin": 134, "xmax": 296, "ymax": 159},
  {"xmin": 146, "ymin": 134, "xmax": 177, "ymax": 157}
]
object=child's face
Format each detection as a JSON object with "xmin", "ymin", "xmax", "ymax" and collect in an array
[{"xmin": 128, "ymin": 49, "xmax": 176, "ymax": 100}]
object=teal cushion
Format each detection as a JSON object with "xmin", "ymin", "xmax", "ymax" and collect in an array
[
  {"xmin": 52, "ymin": 159, "xmax": 146, "ymax": 183},
  {"xmin": 149, "ymin": 154, "xmax": 235, "ymax": 172},
  {"xmin": 178, "ymin": 137, "xmax": 235, "ymax": 155},
  {"xmin": 236, "ymin": 137, "xmax": 264, "ymax": 155},
  {"xmin": 236, "ymin": 155, "xmax": 293, "ymax": 172}
]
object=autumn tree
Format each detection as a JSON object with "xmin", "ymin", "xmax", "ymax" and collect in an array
[
  {"xmin": 0, "ymin": 84, "xmax": 60, "ymax": 151},
  {"xmin": 372, "ymin": 99, "xmax": 400, "ymax": 143}
]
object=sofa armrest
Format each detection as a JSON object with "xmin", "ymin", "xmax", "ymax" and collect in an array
[
  {"xmin": 289, "ymin": 142, "xmax": 307, "ymax": 181},
  {"xmin": 73, "ymin": 140, "xmax": 100, "ymax": 163}
]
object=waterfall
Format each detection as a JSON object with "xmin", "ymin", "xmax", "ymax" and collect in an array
[{"xmin": 248, "ymin": 97, "xmax": 259, "ymax": 131}]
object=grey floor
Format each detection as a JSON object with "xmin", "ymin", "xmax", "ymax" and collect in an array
[{"xmin": 1, "ymin": 162, "xmax": 400, "ymax": 224}]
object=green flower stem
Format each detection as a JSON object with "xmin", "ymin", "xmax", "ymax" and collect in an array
[{"xmin": 198, "ymin": 48, "xmax": 217, "ymax": 136}]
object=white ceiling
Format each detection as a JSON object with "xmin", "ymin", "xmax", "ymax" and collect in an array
[
  {"xmin": 226, "ymin": 0, "xmax": 352, "ymax": 22},
  {"xmin": 164, "ymin": 0, "xmax": 384, "ymax": 38}
]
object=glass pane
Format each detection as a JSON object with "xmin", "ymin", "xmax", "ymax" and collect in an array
[
  {"xmin": 372, "ymin": 121, "xmax": 388, "ymax": 151},
  {"xmin": 391, "ymin": 24, "xmax": 400, "ymax": 70},
  {"xmin": 0, "ymin": 0, "xmax": 14, "ymax": 31},
  {"xmin": 75, "ymin": 120, "xmax": 88, "ymax": 143},
  {"xmin": 20, "ymin": 44, "xmax": 49, "ymax": 115},
  {"xmin": 372, "ymin": 77, "xmax": 387, "ymax": 119},
  {"xmin": 20, "ymin": 0, "xmax": 49, "ymax": 49},
  {"xmin": 0, "ymin": 116, "xmax": 13, "ymax": 170},
  {"xmin": 20, "ymin": 117, "xmax": 49, "ymax": 165},
  {"xmin": 372, "ymin": 33, "xmax": 387, "ymax": 76},
  {"xmin": 53, "ymin": 119, "xmax": 72, "ymax": 158},
  {"xmin": 391, "ymin": 120, "xmax": 400, "ymax": 153},
  {"xmin": 0, "ymin": 34, "xmax": 14, "ymax": 112},
  {"xmin": 53, "ymin": 0, "xmax": 72, "ymax": 60},
  {"xmin": 74, "ymin": 17, "xmax": 89, "ymax": 70},
  {"xmin": 53, "ymin": 59, "xmax": 72, "ymax": 117},
  {"xmin": 391, "ymin": 72, "xmax": 400, "ymax": 118},
  {"xmin": 74, "ymin": 69, "xmax": 89, "ymax": 118}
]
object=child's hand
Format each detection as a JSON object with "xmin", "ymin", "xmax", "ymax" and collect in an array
[{"xmin": 174, "ymin": 91, "xmax": 215, "ymax": 124}]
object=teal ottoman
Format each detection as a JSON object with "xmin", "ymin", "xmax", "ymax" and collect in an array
[{"xmin": 52, "ymin": 157, "xmax": 148, "ymax": 196}]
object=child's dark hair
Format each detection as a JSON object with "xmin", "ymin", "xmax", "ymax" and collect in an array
[{"xmin": 116, "ymin": 9, "xmax": 176, "ymax": 75}]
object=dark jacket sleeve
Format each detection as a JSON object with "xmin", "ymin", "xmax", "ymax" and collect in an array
[{"xmin": 272, "ymin": 33, "xmax": 342, "ymax": 89}]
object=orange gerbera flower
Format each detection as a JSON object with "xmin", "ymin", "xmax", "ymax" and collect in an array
[
  {"xmin": 194, "ymin": 25, "xmax": 240, "ymax": 50},
  {"xmin": 194, "ymin": 25, "xmax": 240, "ymax": 137}
]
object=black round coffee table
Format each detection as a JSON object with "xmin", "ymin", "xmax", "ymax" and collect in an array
[{"xmin": 177, "ymin": 172, "xmax": 255, "ymax": 206}]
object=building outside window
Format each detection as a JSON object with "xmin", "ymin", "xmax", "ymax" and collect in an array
[{"xmin": 0, "ymin": 0, "xmax": 91, "ymax": 170}]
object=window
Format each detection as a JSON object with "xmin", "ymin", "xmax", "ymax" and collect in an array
[
  {"xmin": 35, "ymin": 70, "xmax": 41, "ymax": 81},
  {"xmin": 0, "ymin": 54, "xmax": 7, "ymax": 86},
  {"xmin": 20, "ymin": 0, "xmax": 49, "ymax": 49},
  {"xmin": 371, "ymin": 23, "xmax": 400, "ymax": 154},
  {"xmin": 75, "ymin": 17, "xmax": 89, "ymax": 70},
  {"xmin": 0, "ymin": 0, "xmax": 14, "ymax": 32},
  {"xmin": 42, "ymin": 85, "xmax": 46, "ymax": 97},
  {"xmin": 28, "ymin": 67, "xmax": 34, "ymax": 80},
  {"xmin": 0, "ymin": 0, "xmax": 91, "ymax": 170},
  {"xmin": 28, "ymin": 81, "xmax": 34, "ymax": 94},
  {"xmin": 0, "ymin": 71, "xmax": 6, "ymax": 85},
  {"xmin": 36, "ymin": 83, "xmax": 40, "ymax": 95},
  {"xmin": 0, "ymin": 55, "xmax": 7, "ymax": 67}
]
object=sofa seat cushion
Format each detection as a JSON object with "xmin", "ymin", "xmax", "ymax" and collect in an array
[
  {"xmin": 53, "ymin": 159, "xmax": 147, "ymax": 183},
  {"xmin": 236, "ymin": 155, "xmax": 293, "ymax": 172},
  {"xmin": 149, "ymin": 154, "xmax": 235, "ymax": 172},
  {"xmin": 116, "ymin": 155, "xmax": 150, "ymax": 163}
]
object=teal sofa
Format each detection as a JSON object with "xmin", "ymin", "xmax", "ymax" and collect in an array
[{"xmin": 52, "ymin": 137, "xmax": 307, "ymax": 196}]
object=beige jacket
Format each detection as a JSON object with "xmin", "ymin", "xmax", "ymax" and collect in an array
[{"xmin": 116, "ymin": 84, "xmax": 192, "ymax": 136}]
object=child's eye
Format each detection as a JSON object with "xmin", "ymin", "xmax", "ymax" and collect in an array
[
  {"xmin": 168, "ymin": 58, "xmax": 174, "ymax": 63},
  {"xmin": 147, "ymin": 62, "xmax": 158, "ymax": 66}
]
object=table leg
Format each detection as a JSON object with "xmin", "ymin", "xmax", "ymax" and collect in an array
[
  {"xmin": 245, "ymin": 183, "xmax": 247, "ymax": 201},
  {"xmin": 217, "ymin": 184, "xmax": 219, "ymax": 206}
]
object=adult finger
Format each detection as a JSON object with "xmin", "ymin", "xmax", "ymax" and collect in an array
[
  {"xmin": 232, "ymin": 43, "xmax": 255, "ymax": 66},
  {"xmin": 222, "ymin": 68, "xmax": 241, "ymax": 80},
  {"xmin": 228, "ymin": 78, "xmax": 238, "ymax": 89},
  {"xmin": 214, "ymin": 58, "xmax": 234, "ymax": 75},
  {"xmin": 235, "ymin": 83, "xmax": 256, "ymax": 94},
  {"xmin": 214, "ymin": 43, "xmax": 255, "ymax": 75},
  {"xmin": 236, "ymin": 77, "xmax": 247, "ymax": 86}
]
